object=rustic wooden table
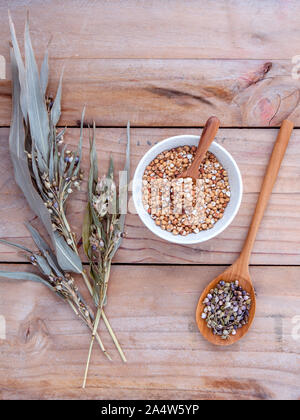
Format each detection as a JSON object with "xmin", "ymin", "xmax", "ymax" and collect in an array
[{"xmin": 0, "ymin": 0, "xmax": 300, "ymax": 400}]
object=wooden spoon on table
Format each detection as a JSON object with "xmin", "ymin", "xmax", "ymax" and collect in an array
[
  {"xmin": 196, "ymin": 119, "xmax": 294, "ymax": 346},
  {"xmin": 178, "ymin": 116, "xmax": 220, "ymax": 179}
]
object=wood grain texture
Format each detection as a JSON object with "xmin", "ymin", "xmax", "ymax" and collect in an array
[
  {"xmin": 1, "ymin": 58, "xmax": 300, "ymax": 127},
  {"xmin": 0, "ymin": 264, "xmax": 299, "ymax": 400},
  {"xmin": 0, "ymin": 0, "xmax": 299, "ymax": 402},
  {"xmin": 1, "ymin": 0, "xmax": 300, "ymax": 60},
  {"xmin": 0, "ymin": 127, "xmax": 299, "ymax": 265}
]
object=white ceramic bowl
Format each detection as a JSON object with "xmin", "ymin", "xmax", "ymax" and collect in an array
[{"xmin": 133, "ymin": 135, "xmax": 243, "ymax": 244}]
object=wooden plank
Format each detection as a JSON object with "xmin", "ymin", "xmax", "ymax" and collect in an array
[
  {"xmin": 0, "ymin": 127, "xmax": 299, "ymax": 265},
  {"xmin": 1, "ymin": 0, "xmax": 300, "ymax": 60},
  {"xmin": 1, "ymin": 58, "xmax": 300, "ymax": 127},
  {"xmin": 0, "ymin": 264, "xmax": 299, "ymax": 400},
  {"xmin": 1, "ymin": 125, "xmax": 300, "ymax": 265}
]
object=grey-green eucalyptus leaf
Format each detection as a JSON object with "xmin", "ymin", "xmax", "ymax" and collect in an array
[
  {"xmin": 51, "ymin": 69, "xmax": 63, "ymax": 126},
  {"xmin": 24, "ymin": 17, "xmax": 49, "ymax": 164},
  {"xmin": 49, "ymin": 141, "xmax": 54, "ymax": 183},
  {"xmin": 54, "ymin": 232, "xmax": 83, "ymax": 274},
  {"xmin": 0, "ymin": 271, "xmax": 54, "ymax": 292},
  {"xmin": 34, "ymin": 254, "xmax": 53, "ymax": 276},
  {"xmin": 9, "ymin": 47, "xmax": 53, "ymax": 239},
  {"xmin": 26, "ymin": 224, "xmax": 63, "ymax": 277},
  {"xmin": 8, "ymin": 12, "xmax": 27, "ymax": 120},
  {"xmin": 40, "ymin": 49, "xmax": 49, "ymax": 97},
  {"xmin": 31, "ymin": 146, "xmax": 45, "ymax": 196},
  {"xmin": 0, "ymin": 238, "xmax": 32, "ymax": 254},
  {"xmin": 36, "ymin": 147, "xmax": 48, "ymax": 174},
  {"xmin": 9, "ymin": 45, "xmax": 55, "ymax": 248},
  {"xmin": 9, "ymin": 47, "xmax": 25, "ymax": 171}
]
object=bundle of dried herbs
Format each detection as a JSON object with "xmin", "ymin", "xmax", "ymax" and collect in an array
[
  {"xmin": 81, "ymin": 123, "xmax": 130, "ymax": 387},
  {"xmin": 1, "ymin": 13, "xmax": 131, "ymax": 387}
]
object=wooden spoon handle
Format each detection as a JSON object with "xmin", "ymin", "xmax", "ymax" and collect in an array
[
  {"xmin": 190, "ymin": 116, "xmax": 220, "ymax": 172},
  {"xmin": 240, "ymin": 119, "xmax": 294, "ymax": 266}
]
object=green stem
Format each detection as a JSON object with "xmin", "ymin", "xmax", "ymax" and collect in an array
[{"xmin": 82, "ymin": 306, "xmax": 102, "ymax": 388}]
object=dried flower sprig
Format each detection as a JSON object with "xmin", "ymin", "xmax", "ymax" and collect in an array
[
  {"xmin": 0, "ymin": 226, "xmax": 111, "ymax": 360},
  {"xmin": 81, "ymin": 122, "xmax": 130, "ymax": 387}
]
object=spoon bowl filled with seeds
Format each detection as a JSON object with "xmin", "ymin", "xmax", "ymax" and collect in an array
[
  {"xmin": 133, "ymin": 132, "xmax": 243, "ymax": 245},
  {"xmin": 196, "ymin": 265, "xmax": 256, "ymax": 345}
]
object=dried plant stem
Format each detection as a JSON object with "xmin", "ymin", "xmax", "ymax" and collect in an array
[
  {"xmin": 101, "ymin": 310, "xmax": 127, "ymax": 363},
  {"xmin": 81, "ymin": 268, "xmax": 93, "ymax": 297},
  {"xmin": 82, "ymin": 305, "xmax": 102, "ymax": 388},
  {"xmin": 96, "ymin": 263, "xmax": 126, "ymax": 363},
  {"xmin": 82, "ymin": 306, "xmax": 126, "ymax": 388},
  {"xmin": 98, "ymin": 263, "xmax": 126, "ymax": 363},
  {"xmin": 82, "ymin": 264, "xmax": 126, "ymax": 388},
  {"xmin": 89, "ymin": 323, "xmax": 112, "ymax": 362},
  {"xmin": 57, "ymin": 161, "xmax": 127, "ymax": 382},
  {"xmin": 79, "ymin": 260, "xmax": 125, "ymax": 362},
  {"xmin": 67, "ymin": 300, "xmax": 111, "ymax": 362}
]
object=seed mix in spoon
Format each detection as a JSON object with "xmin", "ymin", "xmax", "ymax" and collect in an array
[{"xmin": 201, "ymin": 280, "xmax": 252, "ymax": 340}]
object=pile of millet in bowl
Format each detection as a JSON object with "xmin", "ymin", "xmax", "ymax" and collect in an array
[{"xmin": 142, "ymin": 145, "xmax": 231, "ymax": 236}]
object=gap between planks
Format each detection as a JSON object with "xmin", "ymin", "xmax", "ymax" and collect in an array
[
  {"xmin": 2, "ymin": 126, "xmax": 300, "ymax": 130},
  {"xmin": 0, "ymin": 262, "xmax": 299, "ymax": 267}
]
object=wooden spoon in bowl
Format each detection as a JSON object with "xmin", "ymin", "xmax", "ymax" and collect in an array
[
  {"xmin": 196, "ymin": 119, "xmax": 294, "ymax": 346},
  {"xmin": 178, "ymin": 116, "xmax": 220, "ymax": 180}
]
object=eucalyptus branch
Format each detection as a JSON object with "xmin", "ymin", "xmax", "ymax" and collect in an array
[{"xmin": 81, "ymin": 123, "xmax": 130, "ymax": 387}]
